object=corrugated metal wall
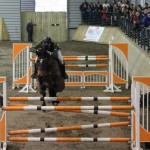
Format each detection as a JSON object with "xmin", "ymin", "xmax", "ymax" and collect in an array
[
  {"xmin": 0, "ymin": 0, "xmax": 21, "ymax": 40},
  {"xmin": 21, "ymin": 0, "xmax": 35, "ymax": 12}
]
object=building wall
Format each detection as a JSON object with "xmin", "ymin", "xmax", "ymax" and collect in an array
[
  {"xmin": 21, "ymin": 0, "xmax": 35, "ymax": 12},
  {"xmin": 0, "ymin": 0, "xmax": 21, "ymax": 41},
  {"xmin": 21, "ymin": 12, "xmax": 67, "ymax": 42}
]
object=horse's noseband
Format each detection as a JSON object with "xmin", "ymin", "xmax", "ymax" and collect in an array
[{"xmin": 40, "ymin": 59, "xmax": 43, "ymax": 64}]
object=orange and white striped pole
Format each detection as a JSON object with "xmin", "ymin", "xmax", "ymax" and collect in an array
[
  {"xmin": 60, "ymin": 110, "xmax": 131, "ymax": 117},
  {"xmin": 4, "ymin": 106, "xmax": 130, "ymax": 117},
  {"xmin": 8, "ymin": 137, "xmax": 130, "ymax": 142},
  {"xmin": 63, "ymin": 55, "xmax": 108, "ymax": 58},
  {"xmin": 9, "ymin": 121, "xmax": 130, "ymax": 135},
  {"xmin": 2, "ymin": 105, "xmax": 134, "ymax": 111},
  {"xmin": 8, "ymin": 96, "xmax": 131, "ymax": 102},
  {"xmin": 30, "ymin": 55, "xmax": 109, "ymax": 62},
  {"xmin": 63, "ymin": 57, "xmax": 108, "ymax": 61},
  {"xmin": 66, "ymin": 64, "xmax": 108, "ymax": 68}
]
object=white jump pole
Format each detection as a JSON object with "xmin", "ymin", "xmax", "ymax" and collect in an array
[{"xmin": 19, "ymin": 46, "xmax": 36, "ymax": 93}]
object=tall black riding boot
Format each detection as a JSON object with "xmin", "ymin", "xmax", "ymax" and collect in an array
[
  {"xmin": 31, "ymin": 64, "xmax": 37, "ymax": 79},
  {"xmin": 61, "ymin": 64, "xmax": 68, "ymax": 79}
]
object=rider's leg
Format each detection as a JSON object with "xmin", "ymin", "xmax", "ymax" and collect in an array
[
  {"xmin": 57, "ymin": 50, "xmax": 68, "ymax": 79},
  {"xmin": 31, "ymin": 56, "xmax": 38, "ymax": 79}
]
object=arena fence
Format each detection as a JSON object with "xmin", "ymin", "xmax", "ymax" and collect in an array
[
  {"xmin": 1, "ymin": 76, "xmax": 150, "ymax": 149},
  {"xmin": 12, "ymin": 43, "xmax": 36, "ymax": 93},
  {"xmin": 12, "ymin": 42, "xmax": 128, "ymax": 93},
  {"xmin": 0, "ymin": 77, "xmax": 6, "ymax": 150},
  {"xmin": 131, "ymin": 77, "xmax": 150, "ymax": 149}
]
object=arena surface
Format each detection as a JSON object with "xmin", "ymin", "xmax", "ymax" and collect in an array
[{"xmin": 0, "ymin": 41, "xmax": 132, "ymax": 150}]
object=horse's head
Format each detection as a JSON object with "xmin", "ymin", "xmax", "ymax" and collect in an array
[{"xmin": 36, "ymin": 48, "xmax": 53, "ymax": 78}]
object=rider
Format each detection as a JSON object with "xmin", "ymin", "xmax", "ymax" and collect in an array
[{"xmin": 31, "ymin": 37, "xmax": 68, "ymax": 79}]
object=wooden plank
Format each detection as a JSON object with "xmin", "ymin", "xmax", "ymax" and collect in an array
[
  {"xmin": 21, "ymin": 12, "xmax": 67, "ymax": 43},
  {"xmin": 72, "ymin": 25, "xmax": 88, "ymax": 41},
  {"xmin": 0, "ymin": 17, "xmax": 9, "ymax": 40}
]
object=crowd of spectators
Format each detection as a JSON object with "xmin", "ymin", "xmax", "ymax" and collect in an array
[{"xmin": 79, "ymin": 0, "xmax": 150, "ymax": 28}]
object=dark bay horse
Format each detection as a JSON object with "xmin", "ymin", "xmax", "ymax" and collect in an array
[{"xmin": 36, "ymin": 51, "xmax": 65, "ymax": 106}]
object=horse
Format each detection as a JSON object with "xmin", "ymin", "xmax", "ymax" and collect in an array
[{"xmin": 35, "ymin": 50, "xmax": 65, "ymax": 106}]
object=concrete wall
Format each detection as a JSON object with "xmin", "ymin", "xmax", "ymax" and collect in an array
[{"xmin": 72, "ymin": 25, "xmax": 150, "ymax": 77}]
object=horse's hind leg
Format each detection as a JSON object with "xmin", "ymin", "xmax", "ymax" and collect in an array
[
  {"xmin": 49, "ymin": 89, "xmax": 59, "ymax": 106},
  {"xmin": 42, "ymin": 92, "xmax": 46, "ymax": 106},
  {"xmin": 40, "ymin": 86, "xmax": 46, "ymax": 106}
]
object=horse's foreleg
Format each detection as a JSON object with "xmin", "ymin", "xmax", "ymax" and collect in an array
[{"xmin": 49, "ymin": 89, "xmax": 59, "ymax": 106}]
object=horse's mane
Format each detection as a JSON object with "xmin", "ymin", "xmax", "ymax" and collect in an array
[{"xmin": 37, "ymin": 52, "xmax": 60, "ymax": 75}]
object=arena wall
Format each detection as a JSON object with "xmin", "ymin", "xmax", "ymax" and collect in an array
[
  {"xmin": 21, "ymin": 12, "xmax": 67, "ymax": 42},
  {"xmin": 73, "ymin": 25, "xmax": 150, "ymax": 77}
]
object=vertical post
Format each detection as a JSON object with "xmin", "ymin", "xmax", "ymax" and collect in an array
[
  {"xmin": 110, "ymin": 44, "xmax": 114, "ymax": 92},
  {"xmin": 3, "ymin": 77, "xmax": 7, "ymax": 150},
  {"xmin": 131, "ymin": 78, "xmax": 135, "ymax": 149},
  {"xmin": 19, "ymin": 46, "xmax": 36, "ymax": 93},
  {"xmin": 0, "ymin": 77, "xmax": 7, "ymax": 150},
  {"xmin": 135, "ymin": 82, "xmax": 141, "ymax": 149},
  {"xmin": 126, "ymin": 58, "xmax": 129, "ymax": 89},
  {"xmin": 104, "ymin": 43, "xmax": 114, "ymax": 93},
  {"xmin": 3, "ymin": 78, "xmax": 6, "ymax": 107},
  {"xmin": 26, "ymin": 46, "xmax": 30, "ymax": 93},
  {"xmin": 12, "ymin": 49, "xmax": 15, "ymax": 89},
  {"xmin": 81, "ymin": 71, "xmax": 85, "ymax": 89}
]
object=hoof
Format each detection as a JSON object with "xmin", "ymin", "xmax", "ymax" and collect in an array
[
  {"xmin": 52, "ymin": 101, "xmax": 59, "ymax": 106},
  {"xmin": 0, "ymin": 96, "xmax": 3, "ymax": 107},
  {"xmin": 42, "ymin": 102, "xmax": 46, "ymax": 106},
  {"xmin": 45, "ymin": 122, "xmax": 52, "ymax": 128}
]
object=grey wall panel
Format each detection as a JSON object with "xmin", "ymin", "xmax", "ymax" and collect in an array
[
  {"xmin": 0, "ymin": 0, "xmax": 21, "ymax": 41},
  {"xmin": 21, "ymin": 0, "xmax": 35, "ymax": 12}
]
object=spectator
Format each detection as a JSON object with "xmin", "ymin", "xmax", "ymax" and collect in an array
[
  {"xmin": 147, "ymin": 7, "xmax": 150, "ymax": 13},
  {"xmin": 129, "ymin": 3, "xmax": 134, "ymax": 11},
  {"xmin": 108, "ymin": 3, "xmax": 113, "ymax": 13},
  {"xmin": 141, "ymin": 12, "xmax": 150, "ymax": 27},
  {"xmin": 112, "ymin": 4, "xmax": 119, "ymax": 25},
  {"xmin": 144, "ymin": 3, "xmax": 149, "ymax": 9},
  {"xmin": 142, "ymin": 8, "xmax": 148, "ymax": 17},
  {"xmin": 103, "ymin": 0, "xmax": 110, "ymax": 8},
  {"xmin": 86, "ymin": 4, "xmax": 92, "ymax": 24},
  {"xmin": 80, "ymin": 2, "xmax": 88, "ymax": 24},
  {"xmin": 140, "ymin": 12, "xmax": 150, "ymax": 41},
  {"xmin": 137, "ymin": 4, "xmax": 142, "ymax": 14},
  {"xmin": 26, "ymin": 19, "xmax": 35, "ymax": 42},
  {"xmin": 132, "ymin": 11, "xmax": 143, "ymax": 30},
  {"xmin": 79, "ymin": 0, "xmax": 88, "ymax": 24},
  {"xmin": 121, "ymin": 1, "xmax": 127, "ymax": 13},
  {"xmin": 118, "ymin": 0, "xmax": 122, "ymax": 7},
  {"xmin": 102, "ymin": 6, "xmax": 109, "ymax": 21},
  {"xmin": 97, "ymin": 3, "xmax": 103, "ymax": 12}
]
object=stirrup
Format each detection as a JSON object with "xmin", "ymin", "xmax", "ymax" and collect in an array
[
  {"xmin": 64, "ymin": 73, "xmax": 68, "ymax": 79},
  {"xmin": 31, "ymin": 73, "xmax": 37, "ymax": 79}
]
